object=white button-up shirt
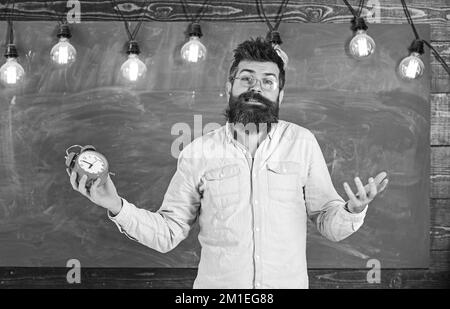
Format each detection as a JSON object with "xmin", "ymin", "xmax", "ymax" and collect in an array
[{"xmin": 109, "ymin": 120, "xmax": 367, "ymax": 289}]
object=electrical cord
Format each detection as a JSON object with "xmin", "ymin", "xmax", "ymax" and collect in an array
[
  {"xmin": 111, "ymin": 0, "xmax": 151, "ymax": 41},
  {"xmin": 180, "ymin": 0, "xmax": 210, "ymax": 24},
  {"xmin": 256, "ymin": 0, "xmax": 290, "ymax": 32}
]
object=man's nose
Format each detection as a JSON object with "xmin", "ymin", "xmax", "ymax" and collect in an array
[{"xmin": 249, "ymin": 79, "xmax": 262, "ymax": 92}]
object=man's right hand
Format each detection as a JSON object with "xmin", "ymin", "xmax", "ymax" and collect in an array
[{"xmin": 67, "ymin": 170, "xmax": 123, "ymax": 216}]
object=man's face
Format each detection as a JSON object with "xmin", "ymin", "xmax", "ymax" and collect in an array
[{"xmin": 224, "ymin": 61, "xmax": 284, "ymax": 128}]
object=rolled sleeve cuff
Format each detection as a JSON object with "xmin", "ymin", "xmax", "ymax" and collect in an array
[
  {"xmin": 107, "ymin": 198, "xmax": 134, "ymax": 233},
  {"xmin": 339, "ymin": 203, "xmax": 368, "ymax": 231},
  {"xmin": 340, "ymin": 203, "xmax": 368, "ymax": 220}
]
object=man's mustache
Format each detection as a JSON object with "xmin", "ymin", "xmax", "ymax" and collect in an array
[{"xmin": 238, "ymin": 92, "xmax": 272, "ymax": 107}]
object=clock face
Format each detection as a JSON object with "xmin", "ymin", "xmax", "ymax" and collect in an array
[{"xmin": 77, "ymin": 151, "xmax": 106, "ymax": 174}]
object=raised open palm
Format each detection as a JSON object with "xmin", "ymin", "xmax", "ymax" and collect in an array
[{"xmin": 343, "ymin": 171, "xmax": 389, "ymax": 213}]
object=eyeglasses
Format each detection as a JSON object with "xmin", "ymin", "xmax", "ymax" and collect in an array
[{"xmin": 232, "ymin": 74, "xmax": 279, "ymax": 91}]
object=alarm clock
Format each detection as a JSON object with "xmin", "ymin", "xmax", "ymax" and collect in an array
[{"xmin": 65, "ymin": 144, "xmax": 109, "ymax": 187}]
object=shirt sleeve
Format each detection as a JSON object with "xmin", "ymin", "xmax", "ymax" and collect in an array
[
  {"xmin": 108, "ymin": 147, "xmax": 201, "ymax": 253},
  {"xmin": 304, "ymin": 132, "xmax": 368, "ymax": 242}
]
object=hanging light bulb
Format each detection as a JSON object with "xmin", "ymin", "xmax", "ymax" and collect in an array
[
  {"xmin": 348, "ymin": 17, "xmax": 376, "ymax": 59},
  {"xmin": 398, "ymin": 39, "xmax": 425, "ymax": 80},
  {"xmin": 399, "ymin": 52, "xmax": 425, "ymax": 80},
  {"xmin": 0, "ymin": 43, "xmax": 25, "ymax": 86},
  {"xmin": 181, "ymin": 23, "xmax": 207, "ymax": 63},
  {"xmin": 50, "ymin": 23, "xmax": 77, "ymax": 66},
  {"xmin": 266, "ymin": 30, "xmax": 288, "ymax": 69},
  {"xmin": 120, "ymin": 41, "xmax": 147, "ymax": 82},
  {"xmin": 349, "ymin": 30, "xmax": 376, "ymax": 58}
]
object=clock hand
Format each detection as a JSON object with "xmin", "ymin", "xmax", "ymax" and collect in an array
[{"xmin": 81, "ymin": 160, "xmax": 93, "ymax": 169}]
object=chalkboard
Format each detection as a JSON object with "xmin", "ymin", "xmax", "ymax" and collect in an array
[{"xmin": 0, "ymin": 21, "xmax": 430, "ymax": 268}]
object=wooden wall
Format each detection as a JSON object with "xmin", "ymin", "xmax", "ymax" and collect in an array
[{"xmin": 0, "ymin": 0, "xmax": 448, "ymax": 288}]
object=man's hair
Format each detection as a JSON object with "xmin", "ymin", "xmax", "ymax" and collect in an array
[{"xmin": 228, "ymin": 37, "xmax": 286, "ymax": 90}]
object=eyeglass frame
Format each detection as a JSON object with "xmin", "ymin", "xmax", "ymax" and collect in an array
[{"xmin": 230, "ymin": 73, "xmax": 280, "ymax": 91}]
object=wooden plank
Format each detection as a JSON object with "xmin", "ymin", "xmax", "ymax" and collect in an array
[
  {"xmin": 432, "ymin": 93, "xmax": 450, "ymax": 146},
  {"xmin": 0, "ymin": 261, "xmax": 449, "ymax": 288},
  {"xmin": 309, "ymin": 270, "xmax": 450, "ymax": 289},
  {"xmin": 431, "ymin": 199, "xmax": 450, "ymax": 251},
  {"xmin": 0, "ymin": 1, "xmax": 448, "ymax": 40},
  {"xmin": 429, "ymin": 248, "xmax": 450, "ymax": 272},
  {"xmin": 431, "ymin": 146, "xmax": 450, "ymax": 199},
  {"xmin": 0, "ymin": 267, "xmax": 198, "ymax": 289},
  {"xmin": 430, "ymin": 42, "xmax": 450, "ymax": 93}
]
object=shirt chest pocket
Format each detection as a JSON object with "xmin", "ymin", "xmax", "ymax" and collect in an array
[
  {"xmin": 204, "ymin": 164, "xmax": 241, "ymax": 209},
  {"xmin": 266, "ymin": 161, "xmax": 303, "ymax": 204}
]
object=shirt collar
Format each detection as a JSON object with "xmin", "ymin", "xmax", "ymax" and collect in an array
[{"xmin": 225, "ymin": 121, "xmax": 278, "ymax": 143}]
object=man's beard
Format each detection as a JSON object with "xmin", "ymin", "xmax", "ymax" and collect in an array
[{"xmin": 224, "ymin": 91, "xmax": 279, "ymax": 132}]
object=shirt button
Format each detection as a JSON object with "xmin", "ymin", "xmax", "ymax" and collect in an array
[
  {"xmin": 256, "ymin": 282, "xmax": 261, "ymax": 287},
  {"xmin": 254, "ymin": 200, "xmax": 258, "ymax": 205},
  {"xmin": 255, "ymin": 227, "xmax": 260, "ymax": 232},
  {"xmin": 255, "ymin": 255, "xmax": 260, "ymax": 260}
]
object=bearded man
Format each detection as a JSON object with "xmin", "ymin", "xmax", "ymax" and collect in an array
[{"xmin": 68, "ymin": 37, "xmax": 389, "ymax": 289}]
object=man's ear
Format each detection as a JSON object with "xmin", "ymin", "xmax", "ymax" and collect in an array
[
  {"xmin": 278, "ymin": 89, "xmax": 285, "ymax": 106},
  {"xmin": 225, "ymin": 81, "xmax": 232, "ymax": 101}
]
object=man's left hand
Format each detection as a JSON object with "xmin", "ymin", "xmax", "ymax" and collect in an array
[{"xmin": 343, "ymin": 171, "xmax": 389, "ymax": 214}]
